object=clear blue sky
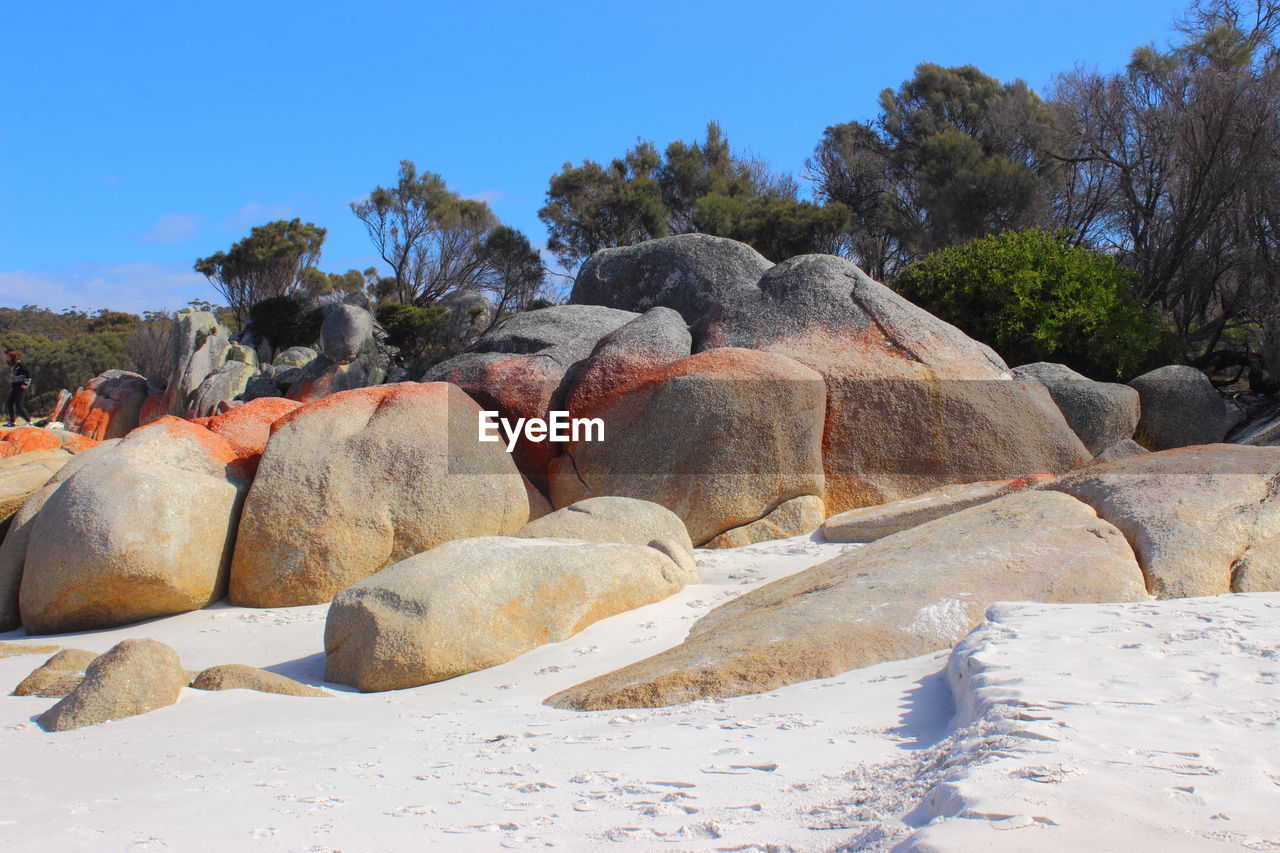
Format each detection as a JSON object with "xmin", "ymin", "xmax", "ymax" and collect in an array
[{"xmin": 0, "ymin": 0, "xmax": 1185, "ymax": 313}]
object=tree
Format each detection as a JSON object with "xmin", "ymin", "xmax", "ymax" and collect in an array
[
  {"xmin": 540, "ymin": 121, "xmax": 846, "ymax": 270},
  {"xmin": 896, "ymin": 229, "xmax": 1169, "ymax": 380},
  {"xmin": 247, "ymin": 295, "xmax": 325, "ymax": 353},
  {"xmin": 1048, "ymin": 0, "xmax": 1280, "ymax": 375},
  {"xmin": 125, "ymin": 311, "xmax": 175, "ymax": 382},
  {"xmin": 351, "ymin": 161, "xmax": 497, "ymax": 306},
  {"xmin": 810, "ymin": 64, "xmax": 1061, "ymax": 278},
  {"xmin": 476, "ymin": 225, "xmax": 546, "ymax": 333},
  {"xmin": 194, "ymin": 219, "xmax": 327, "ymax": 327}
]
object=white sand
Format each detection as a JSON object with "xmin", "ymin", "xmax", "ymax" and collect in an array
[{"xmin": 1, "ymin": 535, "xmax": 1277, "ymax": 852}]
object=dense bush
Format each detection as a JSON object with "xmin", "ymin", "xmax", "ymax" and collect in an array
[
  {"xmin": 894, "ymin": 229, "xmax": 1171, "ymax": 380},
  {"xmin": 375, "ymin": 303, "xmax": 447, "ymax": 363},
  {"xmin": 247, "ymin": 295, "xmax": 324, "ymax": 353}
]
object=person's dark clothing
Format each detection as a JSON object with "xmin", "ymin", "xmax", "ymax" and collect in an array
[{"xmin": 6, "ymin": 361, "xmax": 32, "ymax": 424}]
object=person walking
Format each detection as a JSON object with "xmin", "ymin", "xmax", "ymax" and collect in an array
[{"xmin": 5, "ymin": 349, "xmax": 33, "ymax": 427}]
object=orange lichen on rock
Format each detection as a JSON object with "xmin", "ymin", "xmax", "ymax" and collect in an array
[
  {"xmin": 198, "ymin": 397, "xmax": 301, "ymax": 475},
  {"xmin": 0, "ymin": 427, "xmax": 98, "ymax": 460}
]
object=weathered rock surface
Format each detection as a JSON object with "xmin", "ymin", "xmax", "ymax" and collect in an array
[
  {"xmin": 13, "ymin": 648, "xmax": 99, "ymax": 697},
  {"xmin": 1228, "ymin": 405, "xmax": 1280, "ymax": 446},
  {"xmin": 702, "ymin": 495, "xmax": 826, "ymax": 549},
  {"xmin": 820, "ymin": 473, "xmax": 1053, "ymax": 543},
  {"xmin": 326, "ymin": 536, "xmax": 695, "ymax": 692},
  {"xmin": 284, "ymin": 356, "xmax": 369, "ymax": 403},
  {"xmin": 0, "ymin": 426, "xmax": 97, "ymax": 459},
  {"xmin": 274, "ymin": 346, "xmax": 317, "ymax": 370},
  {"xmin": 0, "ymin": 448, "xmax": 74, "ymax": 523},
  {"xmin": 19, "ymin": 419, "xmax": 249, "ymax": 634},
  {"xmin": 547, "ymin": 490, "xmax": 1146, "ymax": 710},
  {"xmin": 37, "ymin": 639, "xmax": 187, "ymax": 732},
  {"xmin": 164, "ymin": 309, "xmax": 231, "ymax": 417},
  {"xmin": 187, "ymin": 360, "xmax": 258, "ymax": 418},
  {"xmin": 549, "ymin": 347, "xmax": 827, "ymax": 545},
  {"xmin": 1090, "ymin": 437, "xmax": 1150, "ymax": 465},
  {"xmin": 572, "ymin": 234, "xmax": 772, "ymax": 324},
  {"xmin": 0, "ymin": 641, "xmax": 60, "ymax": 658},
  {"xmin": 0, "ymin": 440, "xmax": 119, "ymax": 631},
  {"xmin": 1128, "ymin": 365, "xmax": 1228, "ymax": 450},
  {"xmin": 1013, "ymin": 362, "xmax": 1140, "ymax": 455},
  {"xmin": 190, "ymin": 664, "xmax": 329, "ymax": 697},
  {"xmin": 1048, "ymin": 444, "xmax": 1280, "ymax": 597},
  {"xmin": 229, "ymin": 383, "xmax": 529, "ymax": 607},
  {"xmin": 319, "ymin": 304, "xmax": 375, "ymax": 364},
  {"xmin": 515, "ymin": 496, "xmax": 697, "ymax": 577},
  {"xmin": 696, "ymin": 253, "xmax": 1088, "ymax": 513},
  {"xmin": 439, "ymin": 289, "xmax": 494, "ymax": 350},
  {"xmin": 50, "ymin": 370, "xmax": 150, "ymax": 441},
  {"xmin": 194, "ymin": 397, "xmax": 301, "ymax": 475},
  {"xmin": 425, "ymin": 305, "xmax": 638, "ymax": 489},
  {"xmin": 565, "ymin": 307, "xmax": 692, "ymax": 413}
]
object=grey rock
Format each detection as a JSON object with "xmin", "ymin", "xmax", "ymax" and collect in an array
[
  {"xmin": 1014, "ymin": 362, "xmax": 1140, "ymax": 455},
  {"xmin": 320, "ymin": 304, "xmax": 375, "ymax": 364},
  {"xmin": 1128, "ymin": 365, "xmax": 1228, "ymax": 450},
  {"xmin": 273, "ymin": 346, "xmax": 317, "ymax": 369},
  {"xmin": 572, "ymin": 234, "xmax": 772, "ymax": 324},
  {"xmin": 187, "ymin": 361, "xmax": 258, "ymax": 418},
  {"xmin": 1090, "ymin": 438, "xmax": 1150, "ymax": 465}
]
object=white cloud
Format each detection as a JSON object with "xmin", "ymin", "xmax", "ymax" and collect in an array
[
  {"xmin": 467, "ymin": 190, "xmax": 505, "ymax": 205},
  {"xmin": 219, "ymin": 202, "xmax": 297, "ymax": 231},
  {"xmin": 138, "ymin": 212, "xmax": 202, "ymax": 244},
  {"xmin": 0, "ymin": 263, "xmax": 221, "ymax": 314}
]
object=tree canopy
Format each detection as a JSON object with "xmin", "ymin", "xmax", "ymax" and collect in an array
[{"xmin": 194, "ymin": 219, "xmax": 326, "ymax": 327}]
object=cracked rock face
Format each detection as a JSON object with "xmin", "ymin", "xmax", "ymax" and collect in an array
[{"xmin": 695, "ymin": 254, "xmax": 1088, "ymax": 513}]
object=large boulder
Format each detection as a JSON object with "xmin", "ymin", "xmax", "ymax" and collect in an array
[
  {"xmin": 186, "ymin": 360, "xmax": 258, "ymax": 418},
  {"xmin": 438, "ymin": 289, "xmax": 494, "ymax": 350},
  {"xmin": 565, "ymin": 307, "xmax": 693, "ymax": 413},
  {"xmin": 548, "ymin": 347, "xmax": 827, "ymax": 545},
  {"xmin": 548, "ymin": 490, "xmax": 1147, "ymax": 710},
  {"xmin": 515, "ymin": 496, "xmax": 696, "ymax": 576},
  {"xmin": 696, "ymin": 253, "xmax": 1089, "ymax": 513},
  {"xmin": 53, "ymin": 370, "xmax": 150, "ymax": 440},
  {"xmin": 274, "ymin": 346, "xmax": 317, "ymax": 370},
  {"xmin": 571, "ymin": 234, "xmax": 772, "ymax": 325},
  {"xmin": 18, "ymin": 419, "xmax": 250, "ymax": 634},
  {"xmin": 1047, "ymin": 444, "xmax": 1280, "ymax": 597},
  {"xmin": 229, "ymin": 383, "xmax": 529, "ymax": 607},
  {"xmin": 325, "ymin": 536, "xmax": 698, "ymax": 692},
  {"xmin": 164, "ymin": 309, "xmax": 231, "ymax": 417},
  {"xmin": 37, "ymin": 639, "xmax": 187, "ymax": 732},
  {"xmin": 1128, "ymin": 365, "xmax": 1228, "ymax": 450},
  {"xmin": 424, "ymin": 304, "xmax": 639, "ymax": 489},
  {"xmin": 1013, "ymin": 362, "xmax": 1140, "ymax": 455},
  {"xmin": 820, "ymin": 473, "xmax": 1053, "ymax": 543},
  {"xmin": 319, "ymin": 304, "xmax": 375, "ymax": 364},
  {"xmin": 0, "ymin": 440, "xmax": 119, "ymax": 631}
]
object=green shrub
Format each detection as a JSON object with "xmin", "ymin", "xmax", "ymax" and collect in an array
[
  {"xmin": 375, "ymin": 303, "xmax": 447, "ymax": 363},
  {"xmin": 894, "ymin": 229, "xmax": 1170, "ymax": 380}
]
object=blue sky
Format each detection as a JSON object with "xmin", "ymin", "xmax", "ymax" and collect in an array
[{"xmin": 0, "ymin": 0, "xmax": 1185, "ymax": 313}]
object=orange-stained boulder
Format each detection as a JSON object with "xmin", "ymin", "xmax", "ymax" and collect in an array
[
  {"xmin": 425, "ymin": 305, "xmax": 639, "ymax": 491},
  {"xmin": 696, "ymin": 253, "xmax": 1088, "ymax": 513},
  {"xmin": 548, "ymin": 347, "xmax": 827, "ymax": 545},
  {"xmin": 197, "ymin": 397, "xmax": 301, "ymax": 476},
  {"xmin": 228, "ymin": 383, "xmax": 529, "ymax": 607},
  {"xmin": 18, "ymin": 418, "xmax": 251, "ymax": 633},
  {"xmin": 565, "ymin": 306, "xmax": 692, "ymax": 414},
  {"xmin": 0, "ymin": 427, "xmax": 97, "ymax": 460},
  {"xmin": 57, "ymin": 370, "xmax": 150, "ymax": 441},
  {"xmin": 138, "ymin": 391, "xmax": 167, "ymax": 426}
]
